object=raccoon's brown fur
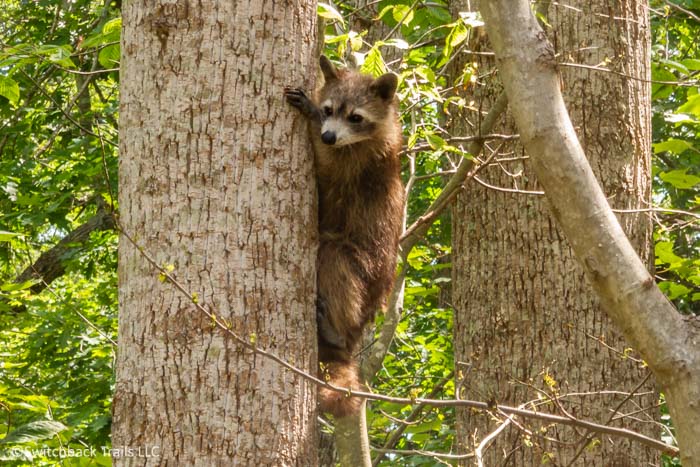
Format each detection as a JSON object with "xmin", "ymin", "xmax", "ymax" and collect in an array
[{"xmin": 285, "ymin": 56, "xmax": 404, "ymax": 417}]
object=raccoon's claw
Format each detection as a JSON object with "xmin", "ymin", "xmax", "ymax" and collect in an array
[
  {"xmin": 284, "ymin": 86, "xmax": 306, "ymax": 100},
  {"xmin": 284, "ymin": 87, "xmax": 308, "ymax": 108},
  {"xmin": 284, "ymin": 87, "xmax": 320, "ymax": 121}
]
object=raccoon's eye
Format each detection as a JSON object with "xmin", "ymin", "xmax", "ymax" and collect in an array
[
  {"xmin": 323, "ymin": 106, "xmax": 333, "ymax": 116},
  {"xmin": 348, "ymin": 113, "xmax": 364, "ymax": 124}
]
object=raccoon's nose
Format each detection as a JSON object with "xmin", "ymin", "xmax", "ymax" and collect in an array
[{"xmin": 321, "ymin": 131, "xmax": 336, "ymax": 145}]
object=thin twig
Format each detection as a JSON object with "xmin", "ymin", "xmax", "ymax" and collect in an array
[
  {"xmin": 559, "ymin": 61, "xmax": 698, "ymax": 87},
  {"xmin": 663, "ymin": 0, "xmax": 700, "ymax": 22},
  {"xmin": 472, "ymin": 175, "xmax": 545, "ymax": 195},
  {"xmin": 475, "ymin": 412, "xmax": 514, "ymax": 466}
]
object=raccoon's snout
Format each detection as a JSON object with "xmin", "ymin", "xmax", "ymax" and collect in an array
[{"xmin": 321, "ymin": 131, "xmax": 337, "ymax": 145}]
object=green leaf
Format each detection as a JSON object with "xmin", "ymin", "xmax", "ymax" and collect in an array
[
  {"xmin": 664, "ymin": 113, "xmax": 696, "ymax": 124},
  {"xmin": 448, "ymin": 22, "xmax": 469, "ymax": 48},
  {"xmin": 655, "ymin": 241, "xmax": 683, "ymax": 266},
  {"xmin": 0, "ymin": 280, "xmax": 35, "ymax": 292},
  {"xmin": 381, "ymin": 38, "xmax": 409, "ymax": 50},
  {"xmin": 47, "ymin": 46, "xmax": 75, "ymax": 68},
  {"xmin": 376, "ymin": 5, "xmax": 395, "ymax": 21},
  {"xmin": 677, "ymin": 94, "xmax": 700, "ymax": 118},
  {"xmin": 33, "ymin": 45, "xmax": 75, "ymax": 68},
  {"xmin": 443, "ymin": 22, "xmax": 468, "ymax": 60},
  {"xmin": 659, "ymin": 169, "xmax": 700, "ymax": 189},
  {"xmin": 405, "ymin": 285, "xmax": 439, "ymax": 297},
  {"xmin": 0, "ymin": 230, "xmax": 21, "ymax": 241},
  {"xmin": 651, "ymin": 65, "xmax": 676, "ymax": 99},
  {"xmin": 660, "ymin": 58, "xmax": 689, "ymax": 75},
  {"xmin": 324, "ymin": 33, "xmax": 349, "ymax": 44},
  {"xmin": 659, "ymin": 281, "xmax": 692, "ymax": 300},
  {"xmin": 426, "ymin": 6, "xmax": 452, "ymax": 24},
  {"xmin": 426, "ymin": 134, "xmax": 446, "ymax": 150},
  {"xmin": 0, "ymin": 75, "xmax": 20, "ymax": 106},
  {"xmin": 349, "ymin": 31, "xmax": 363, "ymax": 52},
  {"xmin": 0, "ymin": 420, "xmax": 67, "ymax": 444},
  {"xmin": 653, "ymin": 138, "xmax": 694, "ymax": 154},
  {"xmin": 98, "ymin": 44, "xmax": 120, "ymax": 68},
  {"xmin": 360, "ymin": 46, "xmax": 387, "ymax": 77},
  {"xmin": 392, "ymin": 5, "xmax": 414, "ymax": 24},
  {"xmin": 81, "ymin": 18, "xmax": 122, "ymax": 49},
  {"xmin": 318, "ymin": 3, "xmax": 345, "ymax": 24},
  {"xmin": 103, "ymin": 17, "xmax": 122, "ymax": 34},
  {"xmin": 681, "ymin": 58, "xmax": 700, "ymax": 71}
]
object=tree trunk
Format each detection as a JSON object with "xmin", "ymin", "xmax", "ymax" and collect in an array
[
  {"xmin": 451, "ymin": 1, "xmax": 658, "ymax": 464},
  {"xmin": 114, "ymin": 0, "xmax": 319, "ymax": 464}
]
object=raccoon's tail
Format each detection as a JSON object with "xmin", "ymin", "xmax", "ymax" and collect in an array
[{"xmin": 318, "ymin": 359, "xmax": 364, "ymax": 418}]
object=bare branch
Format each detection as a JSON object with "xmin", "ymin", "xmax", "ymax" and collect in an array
[
  {"xmin": 15, "ymin": 209, "xmax": 115, "ymax": 296},
  {"xmin": 559, "ymin": 61, "xmax": 698, "ymax": 87},
  {"xmin": 401, "ymin": 133, "xmax": 519, "ymax": 155},
  {"xmin": 473, "ymin": 175, "xmax": 545, "ymax": 195},
  {"xmin": 662, "ymin": 0, "xmax": 700, "ymax": 22},
  {"xmin": 475, "ymin": 412, "xmax": 514, "ymax": 466}
]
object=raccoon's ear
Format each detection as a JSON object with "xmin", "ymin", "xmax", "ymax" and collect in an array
[
  {"xmin": 320, "ymin": 56, "xmax": 338, "ymax": 82},
  {"xmin": 370, "ymin": 73, "xmax": 398, "ymax": 100}
]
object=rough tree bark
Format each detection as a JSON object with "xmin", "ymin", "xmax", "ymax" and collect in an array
[
  {"xmin": 452, "ymin": 0, "xmax": 660, "ymax": 464},
  {"xmin": 478, "ymin": 0, "xmax": 700, "ymax": 464},
  {"xmin": 114, "ymin": 0, "xmax": 319, "ymax": 464}
]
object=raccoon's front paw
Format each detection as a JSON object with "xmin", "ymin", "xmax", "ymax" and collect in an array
[
  {"xmin": 284, "ymin": 87, "xmax": 308, "ymax": 106},
  {"xmin": 284, "ymin": 87, "xmax": 319, "ymax": 121}
]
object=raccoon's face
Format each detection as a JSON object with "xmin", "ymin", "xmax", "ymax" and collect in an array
[
  {"xmin": 318, "ymin": 98, "xmax": 380, "ymax": 147},
  {"xmin": 316, "ymin": 58, "xmax": 398, "ymax": 148}
]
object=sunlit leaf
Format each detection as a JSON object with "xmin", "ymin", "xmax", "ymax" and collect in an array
[
  {"xmin": 653, "ymin": 138, "xmax": 695, "ymax": 154},
  {"xmin": 659, "ymin": 169, "xmax": 700, "ymax": 189},
  {"xmin": 318, "ymin": 3, "xmax": 345, "ymax": 24},
  {"xmin": 392, "ymin": 5, "xmax": 414, "ymax": 24},
  {"xmin": 0, "ymin": 420, "xmax": 67, "ymax": 444},
  {"xmin": 0, "ymin": 74, "xmax": 20, "ymax": 106}
]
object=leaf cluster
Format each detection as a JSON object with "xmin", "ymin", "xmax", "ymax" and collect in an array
[
  {"xmin": 650, "ymin": 0, "xmax": 700, "ymax": 316},
  {"xmin": 1, "ymin": 0, "xmax": 120, "ymax": 463}
]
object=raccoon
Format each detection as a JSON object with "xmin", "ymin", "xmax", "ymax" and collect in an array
[{"xmin": 285, "ymin": 56, "xmax": 404, "ymax": 417}]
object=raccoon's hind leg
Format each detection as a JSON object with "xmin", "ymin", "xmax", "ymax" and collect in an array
[
  {"xmin": 317, "ymin": 298, "xmax": 347, "ymax": 349},
  {"xmin": 316, "ymin": 241, "xmax": 367, "ymax": 353}
]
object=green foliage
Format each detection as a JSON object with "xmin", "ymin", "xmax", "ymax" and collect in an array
[
  {"xmin": 0, "ymin": 0, "xmax": 119, "ymax": 463},
  {"xmin": 651, "ymin": 2, "xmax": 699, "ymax": 464},
  {"xmin": 0, "ymin": 0, "xmax": 697, "ymax": 464},
  {"xmin": 650, "ymin": 0, "xmax": 700, "ymax": 319}
]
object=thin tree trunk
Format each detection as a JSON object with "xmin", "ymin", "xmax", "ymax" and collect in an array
[
  {"xmin": 334, "ymin": 402, "xmax": 372, "ymax": 467},
  {"xmin": 114, "ymin": 0, "xmax": 319, "ymax": 464},
  {"xmin": 451, "ymin": 1, "xmax": 658, "ymax": 464}
]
